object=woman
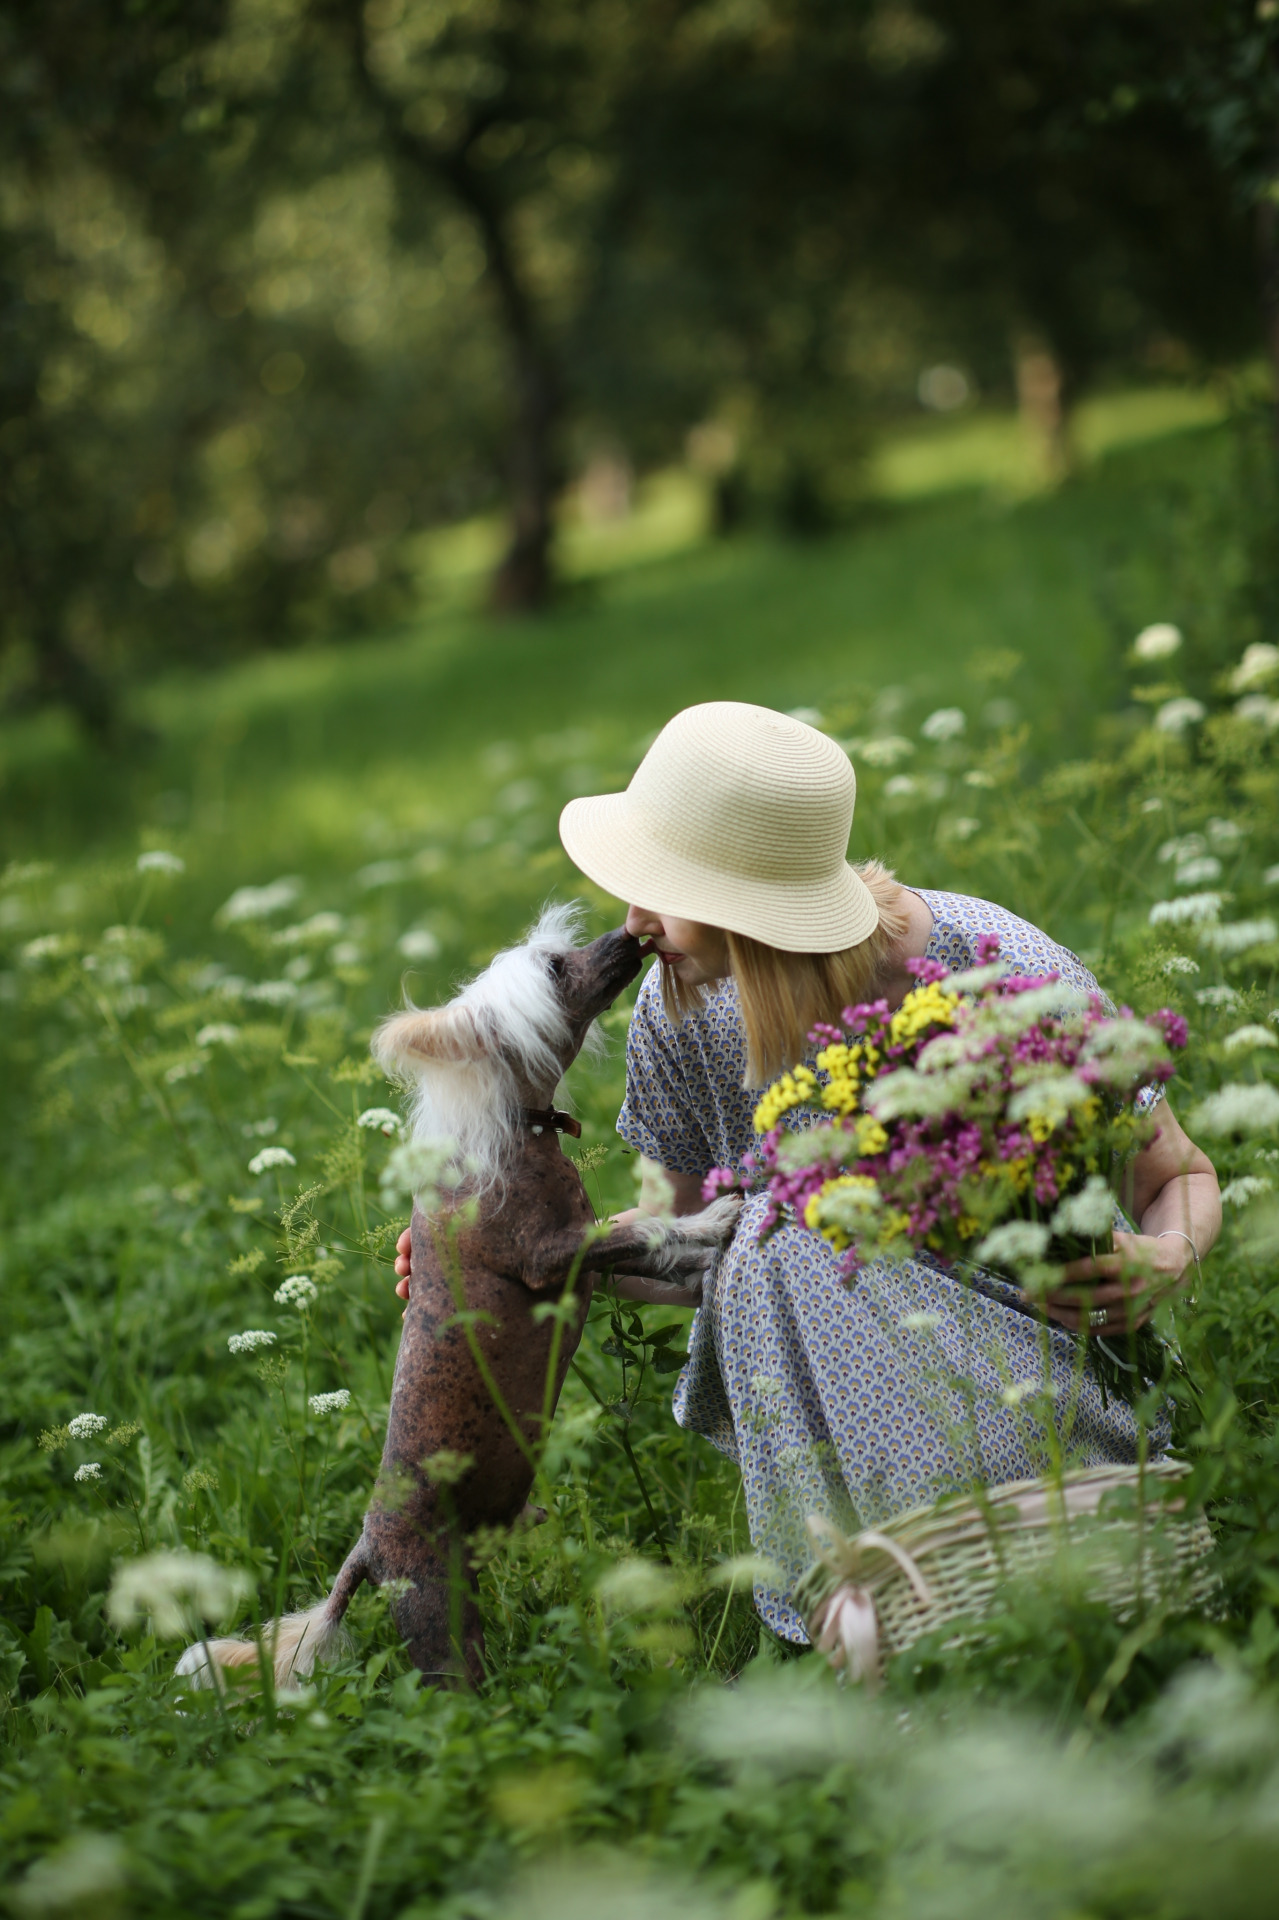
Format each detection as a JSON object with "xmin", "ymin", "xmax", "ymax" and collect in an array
[{"xmin": 398, "ymin": 701, "xmax": 1220, "ymax": 1643}]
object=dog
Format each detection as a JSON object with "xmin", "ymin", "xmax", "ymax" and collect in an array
[{"xmin": 179, "ymin": 906, "xmax": 739, "ymax": 1690}]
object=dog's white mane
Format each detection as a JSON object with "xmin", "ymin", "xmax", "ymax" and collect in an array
[{"xmin": 377, "ymin": 902, "xmax": 605, "ymax": 1197}]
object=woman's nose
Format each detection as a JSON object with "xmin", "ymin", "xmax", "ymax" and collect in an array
[{"xmin": 625, "ymin": 904, "xmax": 662, "ymax": 938}]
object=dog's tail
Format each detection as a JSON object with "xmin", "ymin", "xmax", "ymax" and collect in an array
[{"xmin": 175, "ymin": 1539, "xmax": 368, "ymax": 1694}]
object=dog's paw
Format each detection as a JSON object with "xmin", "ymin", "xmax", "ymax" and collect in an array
[{"xmin": 673, "ymin": 1194, "xmax": 743, "ymax": 1248}]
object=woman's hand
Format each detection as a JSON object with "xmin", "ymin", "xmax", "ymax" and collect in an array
[
  {"xmin": 1043, "ymin": 1230, "xmax": 1190, "ymax": 1336},
  {"xmin": 394, "ymin": 1225, "xmax": 412, "ymax": 1316}
]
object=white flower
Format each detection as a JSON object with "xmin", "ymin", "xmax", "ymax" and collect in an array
[
  {"xmin": 858, "ymin": 735, "xmax": 915, "ymax": 768},
  {"xmin": 1162, "ymin": 955, "xmax": 1200, "ymax": 976},
  {"xmin": 67, "ymin": 1413, "xmax": 107, "ymax": 1440},
  {"xmin": 108, "ymin": 1550, "xmax": 250, "ymax": 1638},
  {"xmin": 227, "ymin": 1329, "xmax": 277, "ymax": 1354},
  {"xmin": 1079, "ymin": 1018, "xmax": 1166, "ymax": 1084},
  {"xmin": 216, "ymin": 877, "xmax": 302, "ymax": 926},
  {"xmin": 973, "ymin": 1221, "xmax": 1051, "ymax": 1269},
  {"xmin": 810, "ymin": 1180, "xmax": 883, "ymax": 1238},
  {"xmin": 357, "ymin": 1107, "xmax": 402, "ymax": 1135},
  {"xmin": 354, "ymin": 859, "xmax": 407, "ymax": 890},
  {"xmin": 1149, "ymin": 893, "xmax": 1223, "ymax": 927},
  {"xmin": 21, "ymin": 933, "xmax": 74, "ymax": 965},
  {"xmin": 1158, "ymin": 833, "xmax": 1205, "ymax": 865},
  {"xmin": 1235, "ymin": 694, "xmax": 1279, "ymax": 728},
  {"xmin": 272, "ymin": 911, "xmax": 344, "ymax": 947},
  {"xmin": 1223, "ymin": 1026, "xmax": 1278, "ymax": 1053},
  {"xmin": 397, "ymin": 928, "xmax": 440, "ymax": 962},
  {"xmin": 274, "ymin": 1274, "xmax": 317, "ymax": 1309},
  {"xmin": 196, "ymin": 1023, "xmax": 240, "ymax": 1047},
  {"xmin": 248, "ymin": 1146, "xmax": 296, "ymax": 1175},
  {"xmin": 1153, "ymin": 697, "xmax": 1207, "ymax": 735},
  {"xmin": 1133, "ymin": 623, "xmax": 1182, "ymax": 661},
  {"xmin": 379, "ymin": 1136, "xmax": 465, "ymax": 1210},
  {"xmin": 1229, "ymin": 642, "xmax": 1279, "ymax": 693},
  {"xmin": 1051, "ymin": 1176, "xmax": 1115, "ymax": 1239},
  {"xmin": 899, "ymin": 1310, "xmax": 941, "ymax": 1332},
  {"xmin": 947, "ymin": 817, "xmax": 981, "ymax": 841},
  {"xmin": 883, "ymin": 774, "xmax": 918, "ymax": 798},
  {"xmin": 137, "ymin": 850, "xmax": 185, "ymax": 875},
  {"xmin": 1196, "ymin": 984, "xmax": 1241, "ymax": 1007},
  {"xmin": 1200, "ymin": 918, "xmax": 1278, "ymax": 956},
  {"xmin": 1189, "ymin": 1083, "xmax": 1279, "ymax": 1137},
  {"xmin": 329, "ymin": 942, "xmax": 364, "ymax": 967},
  {"xmin": 308, "ymin": 1389, "xmax": 352, "ymax": 1417},
  {"xmin": 243, "ymin": 979, "xmax": 299, "ymax": 1006},
  {"xmin": 921, "ymin": 707, "xmax": 966, "ymax": 742},
  {"xmin": 165, "ymin": 1058, "xmax": 203, "ymax": 1084},
  {"xmin": 1175, "ymin": 857, "xmax": 1223, "ymax": 887},
  {"xmin": 1222, "ymin": 1175, "xmax": 1274, "ymax": 1207},
  {"xmin": 1007, "ymin": 1073, "xmax": 1094, "ymax": 1126},
  {"xmin": 1207, "ymin": 818, "xmax": 1244, "ymax": 849},
  {"xmin": 1264, "ymin": 864, "xmax": 1279, "ymax": 887},
  {"xmin": 74, "ymin": 1462, "xmax": 103, "ymax": 1482},
  {"xmin": 1000, "ymin": 1379, "xmax": 1041, "ymax": 1407}
]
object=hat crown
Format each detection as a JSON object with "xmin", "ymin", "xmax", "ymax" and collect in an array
[{"xmin": 628, "ymin": 703, "xmax": 855, "ymax": 884}]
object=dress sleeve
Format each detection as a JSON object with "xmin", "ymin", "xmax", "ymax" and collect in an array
[{"xmin": 615, "ymin": 972, "xmax": 715, "ymax": 1176}]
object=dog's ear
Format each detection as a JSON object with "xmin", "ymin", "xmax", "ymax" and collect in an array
[{"xmin": 371, "ymin": 1006, "xmax": 483, "ymax": 1077}]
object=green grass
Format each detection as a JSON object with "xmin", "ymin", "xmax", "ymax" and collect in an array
[{"xmin": 5, "ymin": 406, "xmax": 1279, "ymax": 1918}]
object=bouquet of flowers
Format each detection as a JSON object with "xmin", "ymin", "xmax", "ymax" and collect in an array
[{"xmin": 706, "ymin": 936, "xmax": 1187, "ymax": 1395}]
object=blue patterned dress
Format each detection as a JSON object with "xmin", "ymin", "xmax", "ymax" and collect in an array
[{"xmin": 616, "ymin": 888, "xmax": 1165, "ymax": 1642}]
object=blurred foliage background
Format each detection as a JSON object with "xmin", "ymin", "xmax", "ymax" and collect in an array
[{"xmin": 2, "ymin": 0, "xmax": 1275, "ymax": 734}]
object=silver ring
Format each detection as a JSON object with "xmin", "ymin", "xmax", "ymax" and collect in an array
[{"xmin": 1088, "ymin": 1308, "xmax": 1107, "ymax": 1329}]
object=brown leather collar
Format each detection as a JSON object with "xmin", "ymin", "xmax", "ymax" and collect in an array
[{"xmin": 523, "ymin": 1107, "xmax": 582, "ymax": 1138}]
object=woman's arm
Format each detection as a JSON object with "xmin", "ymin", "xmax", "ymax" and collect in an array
[{"xmin": 1045, "ymin": 1101, "xmax": 1221, "ymax": 1335}]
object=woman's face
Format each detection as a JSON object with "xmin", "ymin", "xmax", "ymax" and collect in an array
[{"xmin": 624, "ymin": 905, "xmax": 730, "ymax": 988}]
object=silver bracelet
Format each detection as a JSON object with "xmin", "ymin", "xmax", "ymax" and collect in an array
[{"xmin": 1156, "ymin": 1228, "xmax": 1201, "ymax": 1296}]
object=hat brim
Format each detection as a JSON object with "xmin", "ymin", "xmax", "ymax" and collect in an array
[{"xmin": 560, "ymin": 791, "xmax": 880, "ymax": 953}]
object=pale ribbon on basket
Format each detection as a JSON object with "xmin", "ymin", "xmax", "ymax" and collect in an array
[{"xmin": 804, "ymin": 1514, "xmax": 935, "ymax": 1690}]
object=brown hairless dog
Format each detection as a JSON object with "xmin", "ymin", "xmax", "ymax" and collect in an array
[{"xmin": 179, "ymin": 916, "xmax": 738, "ymax": 1691}]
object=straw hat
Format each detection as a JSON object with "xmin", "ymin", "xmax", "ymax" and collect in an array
[{"xmin": 559, "ymin": 702, "xmax": 879, "ymax": 952}]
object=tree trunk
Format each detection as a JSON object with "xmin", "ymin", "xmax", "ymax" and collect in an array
[{"xmin": 1013, "ymin": 337, "xmax": 1072, "ymax": 485}]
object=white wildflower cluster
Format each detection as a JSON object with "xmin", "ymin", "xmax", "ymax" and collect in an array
[
  {"xmin": 357, "ymin": 1107, "xmax": 402, "ymax": 1135},
  {"xmin": 1196, "ymin": 984, "xmax": 1241, "ymax": 1008},
  {"xmin": 243, "ymin": 979, "xmax": 299, "ymax": 1006},
  {"xmin": 1189, "ymin": 1083, "xmax": 1279, "ymax": 1138},
  {"xmin": 857, "ymin": 735, "xmax": 915, "ymax": 768},
  {"xmin": 248, "ymin": 1145, "xmax": 296, "ymax": 1175},
  {"xmin": 775, "ymin": 1127, "xmax": 864, "ymax": 1171},
  {"xmin": 379, "ymin": 1136, "xmax": 465, "ymax": 1210},
  {"xmin": 883, "ymin": 774, "xmax": 918, "ymax": 798},
  {"xmin": 1229, "ymin": 643, "xmax": 1279, "ymax": 693},
  {"xmin": 108, "ymin": 1550, "xmax": 249, "ymax": 1637},
  {"xmin": 1222, "ymin": 1175, "xmax": 1274, "ymax": 1208},
  {"xmin": 1079, "ymin": 1017, "xmax": 1167, "ymax": 1084},
  {"xmin": 973, "ymin": 1220, "xmax": 1051, "ymax": 1270},
  {"xmin": 308, "ymin": 1389, "xmax": 352, "ymax": 1417},
  {"xmin": 272, "ymin": 911, "xmax": 344, "ymax": 947},
  {"xmin": 67, "ymin": 1412, "xmax": 107, "ymax": 1439},
  {"xmin": 1133, "ymin": 622, "xmax": 1182, "ymax": 661},
  {"xmin": 21, "ymin": 933, "xmax": 76, "ymax": 966},
  {"xmin": 1007, "ymin": 1073, "xmax": 1094, "ymax": 1128},
  {"xmin": 216, "ymin": 877, "xmax": 303, "ymax": 925},
  {"xmin": 274, "ymin": 1274, "xmax": 317, "ymax": 1309},
  {"xmin": 1154, "ymin": 697, "xmax": 1206, "ymax": 735},
  {"xmin": 1149, "ymin": 893, "xmax": 1223, "ymax": 927},
  {"xmin": 1174, "ymin": 857, "xmax": 1222, "ymax": 888},
  {"xmin": 330, "ymin": 941, "xmax": 364, "ymax": 967},
  {"xmin": 196, "ymin": 1023, "xmax": 240, "ymax": 1047},
  {"xmin": 397, "ymin": 928, "xmax": 441, "ymax": 961},
  {"xmin": 136, "ymin": 850, "xmax": 185, "ymax": 874},
  {"xmin": 1200, "ymin": 918, "xmax": 1278, "ymax": 957},
  {"xmin": 921, "ymin": 707, "xmax": 966, "ymax": 742},
  {"xmin": 1235, "ymin": 694, "xmax": 1279, "ymax": 728},
  {"xmin": 899, "ymin": 1309, "xmax": 942, "ymax": 1333},
  {"xmin": 999, "ymin": 1379, "xmax": 1042, "ymax": 1408},
  {"xmin": 1223, "ymin": 1026, "xmax": 1278, "ymax": 1054},
  {"xmin": 74, "ymin": 1462, "xmax": 103, "ymax": 1483},
  {"xmin": 1161, "ymin": 955, "xmax": 1200, "ymax": 977},
  {"xmin": 227, "ymin": 1329, "xmax": 277, "ymax": 1354},
  {"xmin": 809, "ymin": 1180, "xmax": 883, "ymax": 1239},
  {"xmin": 1050, "ymin": 1175, "xmax": 1115, "ymax": 1239}
]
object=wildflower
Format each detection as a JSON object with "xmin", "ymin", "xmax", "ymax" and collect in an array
[
  {"xmin": 21, "ymin": 933, "xmax": 75, "ymax": 965},
  {"xmin": 309, "ymin": 1389, "xmax": 352, "ymax": 1416},
  {"xmin": 1222, "ymin": 1175, "xmax": 1273, "ymax": 1207},
  {"xmin": 215, "ymin": 877, "xmax": 302, "ymax": 925},
  {"xmin": 1189, "ymin": 1083, "xmax": 1279, "ymax": 1137},
  {"xmin": 248, "ymin": 1145, "xmax": 296, "ymax": 1174},
  {"xmin": 883, "ymin": 774, "xmax": 918, "ymax": 798},
  {"xmin": 1153, "ymin": 697, "xmax": 1207, "ymax": 735},
  {"xmin": 973, "ymin": 1220, "xmax": 1051, "ymax": 1269},
  {"xmin": 355, "ymin": 859, "xmax": 407, "ymax": 890},
  {"xmin": 227, "ymin": 1329, "xmax": 276, "ymax": 1354},
  {"xmin": 1235, "ymin": 694, "xmax": 1279, "ymax": 727},
  {"xmin": 1000, "ymin": 1380, "xmax": 1043, "ymax": 1408},
  {"xmin": 1196, "ymin": 984, "xmax": 1241, "ymax": 1007},
  {"xmin": 805, "ymin": 1175, "xmax": 882, "ymax": 1252},
  {"xmin": 1007, "ymin": 1073, "xmax": 1094, "ymax": 1132},
  {"xmin": 1051, "ymin": 1175, "xmax": 1115, "ymax": 1239},
  {"xmin": 1158, "ymin": 833, "xmax": 1205, "ymax": 865},
  {"xmin": 243, "ymin": 979, "xmax": 299, "ymax": 1006},
  {"xmin": 379, "ymin": 1136, "xmax": 464, "ymax": 1210},
  {"xmin": 1265, "ymin": 864, "xmax": 1279, "ymax": 887},
  {"xmin": 1133, "ymin": 622, "xmax": 1182, "ymax": 661},
  {"xmin": 397, "ymin": 928, "xmax": 440, "ymax": 961},
  {"xmin": 67, "ymin": 1412, "xmax": 107, "ymax": 1440},
  {"xmin": 330, "ymin": 942, "xmax": 364, "ymax": 967},
  {"xmin": 196, "ymin": 1023, "xmax": 240, "ymax": 1047},
  {"xmin": 165, "ymin": 1058, "xmax": 203, "ymax": 1084},
  {"xmin": 1175, "ymin": 856, "xmax": 1223, "ymax": 887},
  {"xmin": 1223, "ymin": 1026, "xmax": 1278, "ymax": 1053},
  {"xmin": 1162, "ymin": 956, "xmax": 1200, "ymax": 976},
  {"xmin": 137, "ymin": 850, "xmax": 185, "ymax": 874},
  {"xmin": 1207, "ymin": 818, "xmax": 1244, "ymax": 849},
  {"xmin": 108, "ymin": 1550, "xmax": 250, "ymax": 1637},
  {"xmin": 1201, "ymin": 918, "xmax": 1278, "ymax": 956},
  {"xmin": 357, "ymin": 1107, "xmax": 402, "ymax": 1135},
  {"xmin": 1229, "ymin": 642, "xmax": 1279, "ymax": 693},
  {"xmin": 1149, "ymin": 893, "xmax": 1222, "ymax": 927},
  {"xmin": 754, "ymin": 1066, "xmax": 819, "ymax": 1133},
  {"xmin": 182, "ymin": 1467, "xmax": 219, "ymax": 1494},
  {"xmin": 74, "ymin": 1462, "xmax": 103, "ymax": 1482},
  {"xmin": 947, "ymin": 817, "xmax": 981, "ymax": 841},
  {"xmin": 858, "ymin": 735, "xmax": 915, "ymax": 768},
  {"xmin": 272, "ymin": 911, "xmax": 344, "ymax": 946},
  {"xmin": 274, "ymin": 1274, "xmax": 318, "ymax": 1309},
  {"xmin": 921, "ymin": 706, "xmax": 966, "ymax": 741},
  {"xmin": 899, "ymin": 1310, "xmax": 942, "ymax": 1332}
]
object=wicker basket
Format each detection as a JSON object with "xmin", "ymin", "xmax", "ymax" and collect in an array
[{"xmin": 793, "ymin": 1461, "xmax": 1216, "ymax": 1685}]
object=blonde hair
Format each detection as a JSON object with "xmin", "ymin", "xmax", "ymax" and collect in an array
[{"xmin": 659, "ymin": 861, "xmax": 910, "ymax": 1086}]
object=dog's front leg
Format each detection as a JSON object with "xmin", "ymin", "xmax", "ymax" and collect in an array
[{"xmin": 515, "ymin": 1196, "xmax": 741, "ymax": 1293}]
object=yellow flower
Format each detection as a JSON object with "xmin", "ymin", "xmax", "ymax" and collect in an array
[
  {"xmin": 753, "ymin": 1065, "xmax": 819, "ymax": 1133},
  {"xmin": 888, "ymin": 982, "xmax": 958, "ymax": 1049},
  {"xmin": 1027, "ymin": 1114, "xmax": 1055, "ymax": 1144},
  {"xmin": 854, "ymin": 1115, "xmax": 888, "ymax": 1156},
  {"xmin": 957, "ymin": 1214, "xmax": 981, "ymax": 1239},
  {"xmin": 880, "ymin": 1209, "xmax": 913, "ymax": 1243},
  {"xmin": 804, "ymin": 1174, "xmax": 880, "ymax": 1252}
]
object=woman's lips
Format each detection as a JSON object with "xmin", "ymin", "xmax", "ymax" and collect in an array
[{"xmin": 657, "ymin": 949, "xmax": 685, "ymax": 966}]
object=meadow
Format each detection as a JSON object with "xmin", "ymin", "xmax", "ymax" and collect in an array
[{"xmin": 5, "ymin": 400, "xmax": 1279, "ymax": 1918}]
